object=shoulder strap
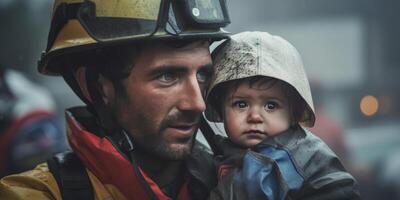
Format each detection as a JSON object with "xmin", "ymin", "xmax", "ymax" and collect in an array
[{"xmin": 47, "ymin": 151, "xmax": 94, "ymax": 200}]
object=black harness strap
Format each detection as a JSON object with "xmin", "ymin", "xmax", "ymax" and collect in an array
[
  {"xmin": 47, "ymin": 151, "xmax": 94, "ymax": 200},
  {"xmin": 200, "ymin": 115, "xmax": 223, "ymax": 156}
]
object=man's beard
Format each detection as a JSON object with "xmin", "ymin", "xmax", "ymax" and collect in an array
[
  {"xmin": 130, "ymin": 110, "xmax": 200, "ymax": 160},
  {"xmin": 146, "ymin": 135, "xmax": 194, "ymax": 160}
]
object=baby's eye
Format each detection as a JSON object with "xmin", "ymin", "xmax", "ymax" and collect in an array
[
  {"xmin": 264, "ymin": 101, "xmax": 278, "ymax": 111},
  {"xmin": 233, "ymin": 100, "xmax": 248, "ymax": 109}
]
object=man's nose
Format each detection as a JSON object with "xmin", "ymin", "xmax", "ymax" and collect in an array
[
  {"xmin": 177, "ymin": 76, "xmax": 206, "ymax": 113},
  {"xmin": 247, "ymin": 107, "xmax": 264, "ymax": 123}
]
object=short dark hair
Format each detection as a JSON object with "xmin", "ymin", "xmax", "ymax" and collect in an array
[
  {"xmin": 88, "ymin": 44, "xmax": 142, "ymax": 95},
  {"xmin": 207, "ymin": 76, "xmax": 307, "ymax": 125},
  {"xmin": 59, "ymin": 42, "xmax": 142, "ymax": 100}
]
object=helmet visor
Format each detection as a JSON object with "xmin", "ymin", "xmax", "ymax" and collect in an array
[
  {"xmin": 77, "ymin": 0, "xmax": 161, "ymax": 42},
  {"xmin": 77, "ymin": 0, "xmax": 230, "ymax": 42}
]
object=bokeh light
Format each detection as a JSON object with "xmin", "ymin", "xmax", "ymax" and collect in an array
[{"xmin": 360, "ymin": 95, "xmax": 379, "ymax": 116}]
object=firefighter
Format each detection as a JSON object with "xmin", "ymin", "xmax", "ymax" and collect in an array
[{"xmin": 0, "ymin": 0, "xmax": 230, "ymax": 199}]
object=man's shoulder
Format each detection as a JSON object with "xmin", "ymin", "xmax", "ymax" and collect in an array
[
  {"xmin": 1, "ymin": 163, "xmax": 57, "ymax": 188},
  {"xmin": 0, "ymin": 163, "xmax": 61, "ymax": 200}
]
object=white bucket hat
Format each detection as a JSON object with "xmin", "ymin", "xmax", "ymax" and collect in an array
[{"xmin": 206, "ymin": 31, "xmax": 315, "ymax": 127}]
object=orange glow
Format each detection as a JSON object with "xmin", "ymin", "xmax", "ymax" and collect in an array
[{"xmin": 360, "ymin": 95, "xmax": 379, "ymax": 117}]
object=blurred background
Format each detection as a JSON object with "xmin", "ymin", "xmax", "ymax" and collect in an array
[{"xmin": 0, "ymin": 0, "xmax": 399, "ymax": 199}]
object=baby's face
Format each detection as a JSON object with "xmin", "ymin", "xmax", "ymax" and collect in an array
[{"xmin": 223, "ymin": 81, "xmax": 291, "ymax": 148}]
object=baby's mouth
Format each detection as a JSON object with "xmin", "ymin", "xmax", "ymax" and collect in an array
[{"xmin": 243, "ymin": 130, "xmax": 265, "ymax": 135}]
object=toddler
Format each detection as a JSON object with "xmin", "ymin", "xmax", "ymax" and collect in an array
[{"xmin": 205, "ymin": 31, "xmax": 360, "ymax": 200}]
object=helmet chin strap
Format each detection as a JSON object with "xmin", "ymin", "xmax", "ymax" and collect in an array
[
  {"xmin": 84, "ymin": 67, "xmax": 159, "ymax": 199},
  {"xmin": 84, "ymin": 67, "xmax": 142, "ymax": 159},
  {"xmin": 65, "ymin": 64, "xmax": 135, "ymax": 154},
  {"xmin": 85, "ymin": 67, "xmax": 120, "ymax": 136}
]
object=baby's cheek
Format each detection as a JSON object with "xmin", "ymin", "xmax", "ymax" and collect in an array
[{"xmin": 267, "ymin": 118, "xmax": 290, "ymax": 136}]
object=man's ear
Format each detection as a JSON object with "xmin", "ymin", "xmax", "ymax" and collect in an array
[{"xmin": 97, "ymin": 74, "xmax": 115, "ymax": 106}]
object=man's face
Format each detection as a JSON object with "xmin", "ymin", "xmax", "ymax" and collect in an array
[
  {"xmin": 223, "ymin": 80, "xmax": 291, "ymax": 148},
  {"xmin": 112, "ymin": 41, "xmax": 212, "ymax": 160}
]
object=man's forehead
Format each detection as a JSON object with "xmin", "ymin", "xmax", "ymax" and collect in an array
[
  {"xmin": 142, "ymin": 40, "xmax": 210, "ymax": 51},
  {"xmin": 131, "ymin": 40, "xmax": 212, "ymax": 72},
  {"xmin": 140, "ymin": 41, "xmax": 211, "ymax": 62}
]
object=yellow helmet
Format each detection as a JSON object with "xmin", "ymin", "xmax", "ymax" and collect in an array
[{"xmin": 38, "ymin": 0, "xmax": 230, "ymax": 75}]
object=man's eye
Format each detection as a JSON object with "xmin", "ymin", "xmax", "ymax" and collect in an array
[
  {"xmin": 196, "ymin": 70, "xmax": 210, "ymax": 84},
  {"xmin": 158, "ymin": 73, "xmax": 178, "ymax": 83},
  {"xmin": 264, "ymin": 101, "xmax": 278, "ymax": 111},
  {"xmin": 233, "ymin": 101, "xmax": 248, "ymax": 109}
]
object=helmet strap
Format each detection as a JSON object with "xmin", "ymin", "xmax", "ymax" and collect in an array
[
  {"xmin": 63, "ymin": 68, "xmax": 92, "ymax": 106},
  {"xmin": 85, "ymin": 69, "xmax": 157, "ymax": 198},
  {"xmin": 62, "ymin": 61, "xmax": 139, "ymax": 160},
  {"xmin": 80, "ymin": 68, "xmax": 158, "ymax": 197},
  {"xmin": 85, "ymin": 67, "xmax": 121, "ymax": 137}
]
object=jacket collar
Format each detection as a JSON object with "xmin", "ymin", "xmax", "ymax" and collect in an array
[{"xmin": 65, "ymin": 106, "xmax": 194, "ymax": 200}]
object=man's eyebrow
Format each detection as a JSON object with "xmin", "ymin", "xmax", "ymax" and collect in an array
[
  {"xmin": 150, "ymin": 65, "xmax": 189, "ymax": 75},
  {"xmin": 150, "ymin": 63, "xmax": 214, "ymax": 75}
]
